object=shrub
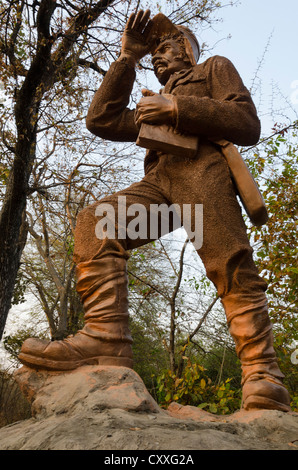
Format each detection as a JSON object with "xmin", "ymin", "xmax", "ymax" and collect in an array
[{"xmin": 155, "ymin": 358, "xmax": 242, "ymax": 415}]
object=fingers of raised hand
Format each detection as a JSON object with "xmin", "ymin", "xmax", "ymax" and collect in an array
[
  {"xmin": 133, "ymin": 10, "xmax": 150, "ymax": 31},
  {"xmin": 125, "ymin": 9, "xmax": 152, "ymax": 35},
  {"xmin": 137, "ymin": 10, "xmax": 154, "ymax": 43}
]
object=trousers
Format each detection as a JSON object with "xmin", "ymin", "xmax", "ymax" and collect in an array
[{"xmin": 74, "ymin": 142, "xmax": 267, "ymax": 301}]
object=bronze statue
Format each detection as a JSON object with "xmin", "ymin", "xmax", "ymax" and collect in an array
[{"xmin": 19, "ymin": 10, "xmax": 291, "ymax": 412}]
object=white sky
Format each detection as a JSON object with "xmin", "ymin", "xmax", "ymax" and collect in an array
[{"xmin": 200, "ymin": 0, "xmax": 298, "ymax": 133}]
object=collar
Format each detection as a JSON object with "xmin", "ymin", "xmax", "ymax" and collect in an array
[{"xmin": 162, "ymin": 66, "xmax": 194, "ymax": 94}]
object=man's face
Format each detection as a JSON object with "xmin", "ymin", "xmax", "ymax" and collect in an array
[{"xmin": 152, "ymin": 38, "xmax": 190, "ymax": 85}]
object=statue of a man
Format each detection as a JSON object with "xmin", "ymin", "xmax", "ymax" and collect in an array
[{"xmin": 19, "ymin": 11, "xmax": 291, "ymax": 412}]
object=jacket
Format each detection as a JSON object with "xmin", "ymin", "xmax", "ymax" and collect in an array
[{"xmin": 86, "ymin": 55, "xmax": 260, "ymax": 173}]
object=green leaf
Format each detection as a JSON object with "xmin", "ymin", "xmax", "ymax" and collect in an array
[
  {"xmin": 209, "ymin": 404, "xmax": 218, "ymax": 414},
  {"xmin": 198, "ymin": 403, "xmax": 208, "ymax": 409}
]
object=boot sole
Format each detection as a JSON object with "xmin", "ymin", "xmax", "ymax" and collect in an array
[
  {"xmin": 244, "ymin": 395, "xmax": 291, "ymax": 412},
  {"xmin": 18, "ymin": 353, "xmax": 134, "ymax": 371}
]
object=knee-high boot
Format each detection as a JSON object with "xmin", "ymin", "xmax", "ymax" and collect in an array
[
  {"xmin": 19, "ymin": 257, "xmax": 133, "ymax": 370},
  {"xmin": 222, "ymin": 293, "xmax": 291, "ymax": 412}
]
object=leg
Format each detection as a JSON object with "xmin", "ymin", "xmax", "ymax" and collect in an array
[
  {"xmin": 199, "ymin": 163, "xmax": 291, "ymax": 411},
  {"xmin": 19, "ymin": 179, "xmax": 171, "ymax": 370},
  {"xmin": 161, "ymin": 144, "xmax": 291, "ymax": 411}
]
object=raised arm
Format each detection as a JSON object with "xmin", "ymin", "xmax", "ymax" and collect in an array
[
  {"xmin": 85, "ymin": 61, "xmax": 138, "ymax": 142},
  {"xmin": 86, "ymin": 10, "xmax": 155, "ymax": 142}
]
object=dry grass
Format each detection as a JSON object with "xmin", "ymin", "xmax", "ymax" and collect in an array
[{"xmin": 0, "ymin": 369, "xmax": 31, "ymax": 428}]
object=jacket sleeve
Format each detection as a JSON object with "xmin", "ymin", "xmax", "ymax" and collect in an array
[
  {"xmin": 86, "ymin": 61, "xmax": 139, "ymax": 142},
  {"xmin": 174, "ymin": 56, "xmax": 261, "ymax": 146}
]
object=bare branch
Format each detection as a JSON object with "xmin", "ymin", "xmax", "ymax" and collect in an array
[{"xmin": 187, "ymin": 296, "xmax": 219, "ymax": 343}]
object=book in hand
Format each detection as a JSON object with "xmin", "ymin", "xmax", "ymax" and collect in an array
[{"xmin": 136, "ymin": 123, "xmax": 198, "ymax": 158}]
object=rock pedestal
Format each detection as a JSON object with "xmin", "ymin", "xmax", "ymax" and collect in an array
[
  {"xmin": 14, "ymin": 364, "xmax": 161, "ymax": 418},
  {"xmin": 0, "ymin": 364, "xmax": 297, "ymax": 451}
]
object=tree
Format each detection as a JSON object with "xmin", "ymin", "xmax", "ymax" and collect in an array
[{"xmin": 127, "ymin": 236, "xmax": 226, "ymax": 374}]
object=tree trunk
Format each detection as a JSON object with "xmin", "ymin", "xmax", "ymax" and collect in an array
[
  {"xmin": 0, "ymin": 130, "xmax": 38, "ymax": 339},
  {"xmin": 0, "ymin": 207, "xmax": 28, "ymax": 338}
]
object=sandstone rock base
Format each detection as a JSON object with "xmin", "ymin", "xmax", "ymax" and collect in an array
[
  {"xmin": 13, "ymin": 364, "xmax": 161, "ymax": 418},
  {"xmin": 0, "ymin": 364, "xmax": 297, "ymax": 451}
]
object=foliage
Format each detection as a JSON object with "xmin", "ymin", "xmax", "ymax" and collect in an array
[
  {"xmin": 0, "ymin": 368, "xmax": 31, "ymax": 427},
  {"xmin": 290, "ymin": 396, "xmax": 298, "ymax": 413},
  {"xmin": 155, "ymin": 358, "xmax": 242, "ymax": 414},
  {"xmin": 11, "ymin": 272, "xmax": 29, "ymax": 306},
  {"xmin": 248, "ymin": 123, "xmax": 298, "ymax": 329},
  {"xmin": 199, "ymin": 343, "xmax": 242, "ymax": 388},
  {"xmin": 130, "ymin": 317, "xmax": 170, "ymax": 399}
]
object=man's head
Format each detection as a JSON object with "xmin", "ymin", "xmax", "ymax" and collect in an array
[
  {"xmin": 150, "ymin": 14, "xmax": 200, "ymax": 85},
  {"xmin": 152, "ymin": 35, "xmax": 192, "ymax": 85}
]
